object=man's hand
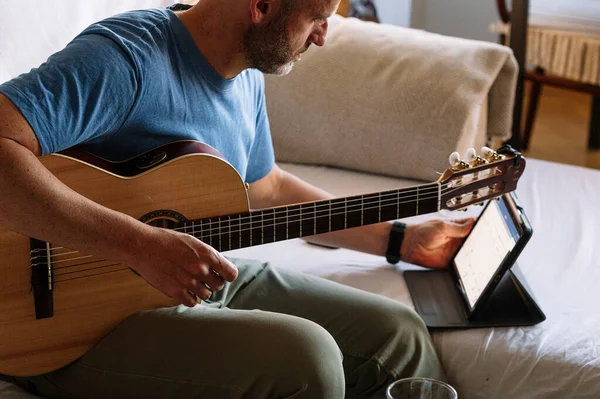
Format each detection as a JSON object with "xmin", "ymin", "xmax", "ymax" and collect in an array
[
  {"xmin": 129, "ymin": 227, "xmax": 239, "ymax": 307},
  {"xmin": 400, "ymin": 218, "xmax": 476, "ymax": 269}
]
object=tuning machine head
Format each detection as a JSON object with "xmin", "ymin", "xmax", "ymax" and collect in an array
[
  {"xmin": 449, "ymin": 152, "xmax": 470, "ymax": 170},
  {"xmin": 481, "ymin": 146, "xmax": 505, "ymax": 162},
  {"xmin": 466, "ymin": 148, "xmax": 488, "ymax": 166}
]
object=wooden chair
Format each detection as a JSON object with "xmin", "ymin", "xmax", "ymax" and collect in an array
[{"xmin": 496, "ymin": 0, "xmax": 600, "ymax": 151}]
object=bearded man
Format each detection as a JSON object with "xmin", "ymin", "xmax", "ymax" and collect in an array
[{"xmin": 0, "ymin": 1, "xmax": 474, "ymax": 397}]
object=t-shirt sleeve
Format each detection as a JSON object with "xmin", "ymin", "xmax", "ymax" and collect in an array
[
  {"xmin": 245, "ymin": 73, "xmax": 275, "ymax": 184},
  {"xmin": 0, "ymin": 34, "xmax": 138, "ymax": 155}
]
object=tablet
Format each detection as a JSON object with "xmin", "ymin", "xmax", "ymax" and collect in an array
[{"xmin": 451, "ymin": 192, "xmax": 533, "ymax": 319}]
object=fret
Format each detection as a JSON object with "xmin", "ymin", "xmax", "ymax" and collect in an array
[
  {"xmin": 207, "ymin": 218, "xmax": 214, "ymax": 248},
  {"xmin": 329, "ymin": 200, "xmax": 331, "ymax": 232},
  {"xmin": 200, "ymin": 220, "xmax": 203, "ymax": 242},
  {"xmin": 300, "ymin": 203, "xmax": 316, "ymax": 237},
  {"xmin": 416, "ymin": 186, "xmax": 420, "ymax": 215},
  {"xmin": 381, "ymin": 189, "xmax": 400, "ymax": 222},
  {"xmin": 378, "ymin": 192, "xmax": 381, "ymax": 222},
  {"xmin": 397, "ymin": 190, "xmax": 400, "ymax": 219},
  {"xmin": 346, "ymin": 195, "xmax": 362, "ymax": 228},
  {"xmin": 329, "ymin": 198, "xmax": 346, "ymax": 234},
  {"xmin": 275, "ymin": 207, "xmax": 287, "ymax": 243},
  {"xmin": 314, "ymin": 203, "xmax": 316, "ymax": 235},
  {"xmin": 344, "ymin": 198, "xmax": 347, "ymax": 229},
  {"xmin": 286, "ymin": 205, "xmax": 301, "ymax": 239},
  {"xmin": 299, "ymin": 206, "xmax": 302, "ymax": 237},
  {"xmin": 228, "ymin": 216, "xmax": 232, "ymax": 250},
  {"xmin": 218, "ymin": 217, "xmax": 222, "ymax": 251},
  {"xmin": 262, "ymin": 208, "xmax": 276, "ymax": 245},
  {"xmin": 361, "ymin": 195, "xmax": 364, "ymax": 226},
  {"xmin": 230, "ymin": 214, "xmax": 241, "ymax": 251},
  {"xmin": 362, "ymin": 193, "xmax": 381, "ymax": 226},
  {"xmin": 251, "ymin": 211, "xmax": 263, "ymax": 247},
  {"xmin": 218, "ymin": 217, "xmax": 229, "ymax": 252},
  {"xmin": 314, "ymin": 201, "xmax": 330, "ymax": 235},
  {"xmin": 261, "ymin": 211, "xmax": 264, "ymax": 244},
  {"xmin": 286, "ymin": 206, "xmax": 289, "ymax": 239},
  {"xmin": 240, "ymin": 213, "xmax": 251, "ymax": 249}
]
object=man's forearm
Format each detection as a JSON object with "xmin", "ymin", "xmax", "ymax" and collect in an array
[
  {"xmin": 272, "ymin": 168, "xmax": 393, "ymax": 257},
  {"xmin": 0, "ymin": 138, "xmax": 150, "ymax": 267}
]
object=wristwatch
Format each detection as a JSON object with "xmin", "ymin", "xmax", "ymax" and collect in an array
[{"xmin": 385, "ymin": 221, "xmax": 406, "ymax": 264}]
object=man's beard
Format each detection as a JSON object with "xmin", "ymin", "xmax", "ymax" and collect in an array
[{"xmin": 243, "ymin": 15, "xmax": 301, "ymax": 76}]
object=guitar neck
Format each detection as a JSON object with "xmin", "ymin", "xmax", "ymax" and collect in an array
[{"xmin": 179, "ymin": 183, "xmax": 441, "ymax": 252}]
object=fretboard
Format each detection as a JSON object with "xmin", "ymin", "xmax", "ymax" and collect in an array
[{"xmin": 177, "ymin": 183, "xmax": 441, "ymax": 252}]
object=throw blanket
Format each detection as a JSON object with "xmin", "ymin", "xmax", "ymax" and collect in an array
[{"xmin": 266, "ymin": 16, "xmax": 518, "ymax": 182}]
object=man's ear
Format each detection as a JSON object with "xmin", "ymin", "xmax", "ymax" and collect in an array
[{"xmin": 249, "ymin": 0, "xmax": 281, "ymax": 24}]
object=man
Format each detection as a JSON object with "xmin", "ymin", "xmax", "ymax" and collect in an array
[{"xmin": 0, "ymin": 0, "xmax": 475, "ymax": 397}]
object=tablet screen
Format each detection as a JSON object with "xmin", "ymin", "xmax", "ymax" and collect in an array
[{"xmin": 453, "ymin": 198, "xmax": 521, "ymax": 309}]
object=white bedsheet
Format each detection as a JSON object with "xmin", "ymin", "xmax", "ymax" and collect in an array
[
  {"xmin": 228, "ymin": 159, "xmax": 600, "ymax": 399},
  {"xmin": 1, "ymin": 159, "xmax": 599, "ymax": 398}
]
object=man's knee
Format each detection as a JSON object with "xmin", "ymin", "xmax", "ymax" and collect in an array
[{"xmin": 274, "ymin": 317, "xmax": 345, "ymax": 398}]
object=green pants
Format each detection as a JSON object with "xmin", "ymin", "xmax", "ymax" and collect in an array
[{"xmin": 22, "ymin": 259, "xmax": 445, "ymax": 399}]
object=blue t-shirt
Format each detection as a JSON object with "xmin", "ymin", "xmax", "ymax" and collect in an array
[{"xmin": 0, "ymin": 8, "xmax": 275, "ymax": 184}]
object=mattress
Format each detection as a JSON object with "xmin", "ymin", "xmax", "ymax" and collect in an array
[
  {"xmin": 242, "ymin": 159, "xmax": 600, "ymax": 399},
  {"xmin": 2, "ymin": 159, "xmax": 599, "ymax": 398}
]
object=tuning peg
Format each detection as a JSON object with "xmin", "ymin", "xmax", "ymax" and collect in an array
[
  {"xmin": 466, "ymin": 148, "xmax": 477, "ymax": 162},
  {"xmin": 481, "ymin": 146, "xmax": 504, "ymax": 162},
  {"xmin": 449, "ymin": 151, "xmax": 470, "ymax": 171},
  {"xmin": 449, "ymin": 152, "xmax": 460, "ymax": 166},
  {"xmin": 481, "ymin": 146, "xmax": 494, "ymax": 156}
]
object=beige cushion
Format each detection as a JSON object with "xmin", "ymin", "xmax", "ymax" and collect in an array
[{"xmin": 265, "ymin": 16, "xmax": 516, "ymax": 182}]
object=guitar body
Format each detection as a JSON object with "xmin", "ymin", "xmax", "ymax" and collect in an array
[{"xmin": 0, "ymin": 142, "xmax": 250, "ymax": 376}]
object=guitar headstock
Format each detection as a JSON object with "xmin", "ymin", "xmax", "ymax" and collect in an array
[{"xmin": 438, "ymin": 144, "xmax": 526, "ymax": 211}]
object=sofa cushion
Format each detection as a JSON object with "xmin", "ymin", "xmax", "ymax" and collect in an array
[{"xmin": 265, "ymin": 16, "xmax": 516, "ymax": 182}]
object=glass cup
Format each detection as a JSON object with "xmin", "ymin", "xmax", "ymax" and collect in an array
[{"xmin": 386, "ymin": 377, "xmax": 458, "ymax": 399}]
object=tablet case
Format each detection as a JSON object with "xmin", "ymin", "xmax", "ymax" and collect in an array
[{"xmin": 404, "ymin": 262, "xmax": 545, "ymax": 328}]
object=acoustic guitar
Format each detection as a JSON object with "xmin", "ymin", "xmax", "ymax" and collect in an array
[{"xmin": 0, "ymin": 141, "xmax": 526, "ymax": 376}]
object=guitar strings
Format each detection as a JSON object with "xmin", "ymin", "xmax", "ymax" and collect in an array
[
  {"xmin": 35, "ymin": 205, "xmax": 496, "ymax": 288},
  {"xmin": 38, "ymin": 190, "xmax": 447, "ymax": 268},
  {"xmin": 32, "ymin": 178, "xmax": 481, "ymax": 261},
  {"xmin": 35, "ymin": 192, "xmax": 493, "ymax": 288},
  {"xmin": 33, "ymin": 169, "xmax": 498, "ymax": 259},
  {"xmin": 30, "ymin": 181, "xmax": 497, "ymax": 284},
  {"xmin": 35, "ymin": 183, "xmax": 492, "ymax": 273},
  {"xmin": 30, "ymin": 182, "xmax": 458, "ymax": 256}
]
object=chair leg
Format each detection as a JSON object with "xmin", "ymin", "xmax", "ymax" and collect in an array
[
  {"xmin": 589, "ymin": 94, "xmax": 600, "ymax": 150},
  {"xmin": 523, "ymin": 69, "xmax": 544, "ymax": 150}
]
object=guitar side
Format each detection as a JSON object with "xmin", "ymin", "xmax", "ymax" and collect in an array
[{"xmin": 0, "ymin": 143, "xmax": 250, "ymax": 376}]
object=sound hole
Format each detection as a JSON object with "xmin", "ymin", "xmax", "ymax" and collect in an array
[{"xmin": 138, "ymin": 210, "xmax": 188, "ymax": 229}]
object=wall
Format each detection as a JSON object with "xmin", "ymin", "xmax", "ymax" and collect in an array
[
  {"xmin": 409, "ymin": 0, "xmax": 499, "ymax": 42},
  {"xmin": 376, "ymin": 0, "xmax": 412, "ymax": 27}
]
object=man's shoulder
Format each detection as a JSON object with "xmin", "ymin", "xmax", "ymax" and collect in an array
[{"xmin": 76, "ymin": 8, "xmax": 173, "ymax": 49}]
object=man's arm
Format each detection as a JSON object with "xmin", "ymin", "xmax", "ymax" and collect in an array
[
  {"xmin": 248, "ymin": 164, "xmax": 474, "ymax": 268},
  {"xmin": 0, "ymin": 95, "xmax": 237, "ymax": 306}
]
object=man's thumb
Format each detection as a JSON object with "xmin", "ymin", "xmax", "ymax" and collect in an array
[{"xmin": 445, "ymin": 218, "xmax": 475, "ymax": 238}]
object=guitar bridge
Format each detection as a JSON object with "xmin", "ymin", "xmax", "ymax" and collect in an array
[{"xmin": 30, "ymin": 238, "xmax": 54, "ymax": 319}]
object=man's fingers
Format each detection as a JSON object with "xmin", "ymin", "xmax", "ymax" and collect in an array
[
  {"xmin": 443, "ymin": 217, "xmax": 476, "ymax": 238},
  {"xmin": 213, "ymin": 254, "xmax": 239, "ymax": 282},
  {"xmin": 203, "ymin": 271, "xmax": 226, "ymax": 292},
  {"xmin": 450, "ymin": 217, "xmax": 476, "ymax": 226}
]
